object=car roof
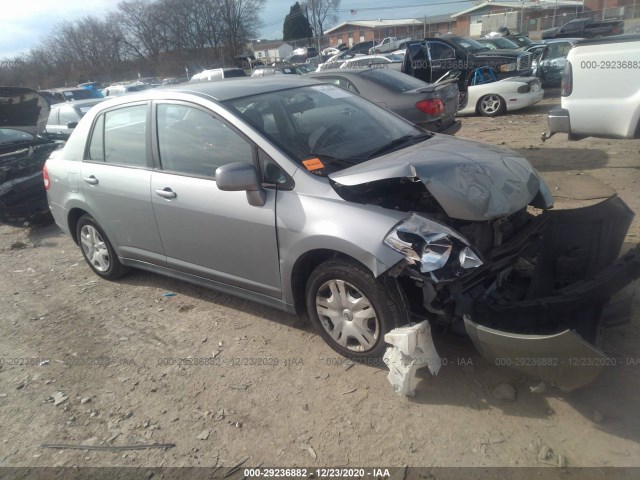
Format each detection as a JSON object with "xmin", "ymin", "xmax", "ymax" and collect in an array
[
  {"xmin": 51, "ymin": 98, "xmax": 105, "ymax": 109},
  {"xmin": 165, "ymin": 76, "xmax": 327, "ymax": 101},
  {"xmin": 543, "ymin": 38, "xmax": 583, "ymax": 44}
]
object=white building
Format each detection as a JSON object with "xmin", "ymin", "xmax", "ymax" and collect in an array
[{"xmin": 251, "ymin": 41, "xmax": 294, "ymax": 63}]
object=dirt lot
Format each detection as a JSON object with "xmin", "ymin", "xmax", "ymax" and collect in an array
[{"xmin": 1, "ymin": 92, "xmax": 640, "ymax": 469}]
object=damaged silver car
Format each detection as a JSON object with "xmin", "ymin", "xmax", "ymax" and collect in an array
[{"xmin": 44, "ymin": 78, "xmax": 640, "ymax": 390}]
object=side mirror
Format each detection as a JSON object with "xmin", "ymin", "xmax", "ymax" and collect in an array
[
  {"xmin": 215, "ymin": 162, "xmax": 266, "ymax": 207},
  {"xmin": 66, "ymin": 121, "xmax": 78, "ymax": 129}
]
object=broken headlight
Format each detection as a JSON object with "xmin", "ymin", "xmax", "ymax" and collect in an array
[{"xmin": 384, "ymin": 213, "xmax": 483, "ymax": 282}]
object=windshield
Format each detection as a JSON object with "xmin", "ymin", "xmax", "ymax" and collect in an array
[
  {"xmin": 0, "ymin": 128, "xmax": 35, "ymax": 145},
  {"xmin": 451, "ymin": 37, "xmax": 489, "ymax": 52},
  {"xmin": 224, "ymin": 84, "xmax": 429, "ymax": 175},
  {"xmin": 512, "ymin": 35, "xmax": 534, "ymax": 46},
  {"xmin": 491, "ymin": 38, "xmax": 519, "ymax": 49},
  {"xmin": 62, "ymin": 89, "xmax": 99, "ymax": 101}
]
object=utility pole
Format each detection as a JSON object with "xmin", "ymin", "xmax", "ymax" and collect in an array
[
  {"xmin": 424, "ymin": 14, "xmax": 427, "ymax": 38},
  {"xmin": 552, "ymin": 0, "xmax": 558, "ymax": 27},
  {"xmin": 520, "ymin": 0, "xmax": 525, "ymax": 32}
]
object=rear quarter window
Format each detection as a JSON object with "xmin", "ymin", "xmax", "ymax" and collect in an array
[{"xmin": 360, "ymin": 68, "xmax": 428, "ymax": 92}]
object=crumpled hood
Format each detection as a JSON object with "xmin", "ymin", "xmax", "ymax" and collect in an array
[
  {"xmin": 0, "ymin": 87, "xmax": 50, "ymax": 138},
  {"xmin": 329, "ymin": 134, "xmax": 549, "ymax": 221}
]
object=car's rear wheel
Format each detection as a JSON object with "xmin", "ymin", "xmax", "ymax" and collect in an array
[
  {"xmin": 76, "ymin": 214, "xmax": 129, "ymax": 280},
  {"xmin": 305, "ymin": 257, "xmax": 409, "ymax": 359},
  {"xmin": 478, "ymin": 94, "xmax": 506, "ymax": 117}
]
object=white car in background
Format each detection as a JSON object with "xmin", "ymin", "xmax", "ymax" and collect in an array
[
  {"xmin": 339, "ymin": 54, "xmax": 403, "ymax": 70},
  {"xmin": 547, "ymin": 35, "xmax": 640, "ymax": 139},
  {"xmin": 457, "ymin": 76, "xmax": 543, "ymax": 117}
]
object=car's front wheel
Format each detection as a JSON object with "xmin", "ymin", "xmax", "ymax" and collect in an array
[
  {"xmin": 478, "ymin": 94, "xmax": 506, "ymax": 116},
  {"xmin": 76, "ymin": 214, "xmax": 129, "ymax": 280},
  {"xmin": 305, "ymin": 258, "xmax": 409, "ymax": 359}
]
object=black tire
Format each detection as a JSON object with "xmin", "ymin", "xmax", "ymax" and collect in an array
[
  {"xmin": 76, "ymin": 214, "xmax": 129, "ymax": 280},
  {"xmin": 478, "ymin": 94, "xmax": 506, "ymax": 117},
  {"xmin": 305, "ymin": 257, "xmax": 409, "ymax": 359}
]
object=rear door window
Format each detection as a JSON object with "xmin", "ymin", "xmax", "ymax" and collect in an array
[{"xmin": 85, "ymin": 104, "xmax": 147, "ymax": 166}]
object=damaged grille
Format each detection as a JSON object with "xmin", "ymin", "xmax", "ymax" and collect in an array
[{"xmin": 517, "ymin": 53, "xmax": 532, "ymax": 71}]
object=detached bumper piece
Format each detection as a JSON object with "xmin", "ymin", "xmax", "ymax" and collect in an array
[
  {"xmin": 542, "ymin": 106, "xmax": 571, "ymax": 142},
  {"xmin": 384, "ymin": 321, "xmax": 442, "ymax": 396},
  {"xmin": 467, "ymin": 196, "xmax": 640, "ymax": 391}
]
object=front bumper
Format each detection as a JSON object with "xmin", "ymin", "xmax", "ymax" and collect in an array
[
  {"xmin": 467, "ymin": 196, "xmax": 640, "ymax": 390},
  {"xmin": 466, "ymin": 243, "xmax": 640, "ymax": 391},
  {"xmin": 548, "ymin": 106, "xmax": 571, "ymax": 134}
]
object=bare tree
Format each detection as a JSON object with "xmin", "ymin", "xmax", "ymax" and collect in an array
[
  {"xmin": 303, "ymin": 0, "xmax": 341, "ymax": 49},
  {"xmin": 219, "ymin": 0, "xmax": 265, "ymax": 56},
  {"xmin": 115, "ymin": 0, "xmax": 166, "ymax": 67}
]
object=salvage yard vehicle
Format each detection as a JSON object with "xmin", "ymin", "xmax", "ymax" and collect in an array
[
  {"xmin": 456, "ymin": 75, "xmax": 543, "ymax": 116},
  {"xmin": 39, "ymin": 87, "xmax": 103, "ymax": 105},
  {"xmin": 542, "ymin": 17, "xmax": 624, "ymax": 40},
  {"xmin": 546, "ymin": 35, "xmax": 640, "ymax": 140},
  {"xmin": 45, "ymin": 98, "xmax": 105, "ymax": 140},
  {"xmin": 308, "ymin": 67, "xmax": 461, "ymax": 133},
  {"xmin": 369, "ymin": 36, "xmax": 412, "ymax": 54},
  {"xmin": 402, "ymin": 36, "xmax": 534, "ymax": 92},
  {"xmin": 0, "ymin": 87, "xmax": 61, "ymax": 226},
  {"xmin": 527, "ymin": 38, "xmax": 581, "ymax": 87},
  {"xmin": 45, "ymin": 77, "xmax": 640, "ymax": 391},
  {"xmin": 339, "ymin": 54, "xmax": 403, "ymax": 70}
]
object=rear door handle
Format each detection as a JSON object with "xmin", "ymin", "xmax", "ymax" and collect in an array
[
  {"xmin": 155, "ymin": 188, "xmax": 177, "ymax": 199},
  {"xmin": 83, "ymin": 176, "xmax": 98, "ymax": 185}
]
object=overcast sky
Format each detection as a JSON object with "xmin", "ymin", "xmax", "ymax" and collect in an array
[{"xmin": 0, "ymin": 0, "xmax": 475, "ymax": 59}]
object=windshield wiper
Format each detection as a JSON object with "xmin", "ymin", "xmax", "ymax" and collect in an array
[{"xmin": 363, "ymin": 132, "xmax": 432, "ymax": 159}]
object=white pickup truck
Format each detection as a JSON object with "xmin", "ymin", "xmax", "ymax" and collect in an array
[
  {"xmin": 368, "ymin": 37, "xmax": 412, "ymax": 54},
  {"xmin": 546, "ymin": 35, "xmax": 640, "ymax": 140}
]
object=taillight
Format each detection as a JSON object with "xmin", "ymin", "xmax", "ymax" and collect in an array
[
  {"xmin": 561, "ymin": 60, "xmax": 572, "ymax": 97},
  {"xmin": 43, "ymin": 164, "xmax": 50, "ymax": 191},
  {"xmin": 416, "ymin": 98, "xmax": 444, "ymax": 115}
]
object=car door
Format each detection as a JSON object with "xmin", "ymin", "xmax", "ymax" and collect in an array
[
  {"xmin": 425, "ymin": 41, "xmax": 456, "ymax": 83},
  {"xmin": 150, "ymin": 101, "xmax": 281, "ymax": 298},
  {"xmin": 81, "ymin": 102, "xmax": 165, "ymax": 265}
]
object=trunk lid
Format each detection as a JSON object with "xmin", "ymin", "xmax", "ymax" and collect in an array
[{"xmin": 0, "ymin": 87, "xmax": 50, "ymax": 138}]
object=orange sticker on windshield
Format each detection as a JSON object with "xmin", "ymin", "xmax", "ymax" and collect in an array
[{"xmin": 303, "ymin": 158, "xmax": 325, "ymax": 171}]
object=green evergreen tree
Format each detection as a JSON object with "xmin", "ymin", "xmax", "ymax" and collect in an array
[{"xmin": 283, "ymin": 2, "xmax": 312, "ymax": 41}]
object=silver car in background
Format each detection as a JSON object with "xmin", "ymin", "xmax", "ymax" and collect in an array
[{"xmin": 44, "ymin": 77, "xmax": 640, "ymax": 391}]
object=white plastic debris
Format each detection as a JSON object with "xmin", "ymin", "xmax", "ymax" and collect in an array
[{"xmin": 383, "ymin": 321, "xmax": 442, "ymax": 396}]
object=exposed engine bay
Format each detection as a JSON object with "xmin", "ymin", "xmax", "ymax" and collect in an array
[{"xmin": 333, "ymin": 175, "xmax": 640, "ymax": 391}]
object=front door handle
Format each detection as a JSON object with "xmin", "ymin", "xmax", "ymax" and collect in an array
[
  {"xmin": 83, "ymin": 176, "xmax": 98, "ymax": 185},
  {"xmin": 155, "ymin": 188, "xmax": 177, "ymax": 199}
]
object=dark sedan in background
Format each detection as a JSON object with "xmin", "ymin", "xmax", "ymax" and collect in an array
[
  {"xmin": 0, "ymin": 87, "xmax": 61, "ymax": 226},
  {"xmin": 308, "ymin": 67, "xmax": 460, "ymax": 134}
]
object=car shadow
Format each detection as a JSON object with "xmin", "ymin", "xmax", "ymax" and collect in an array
[
  {"xmin": 116, "ymin": 268, "xmax": 306, "ymax": 331},
  {"xmin": 22, "ymin": 219, "xmax": 640, "ymax": 445},
  {"xmin": 516, "ymin": 147, "xmax": 609, "ymax": 172}
]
